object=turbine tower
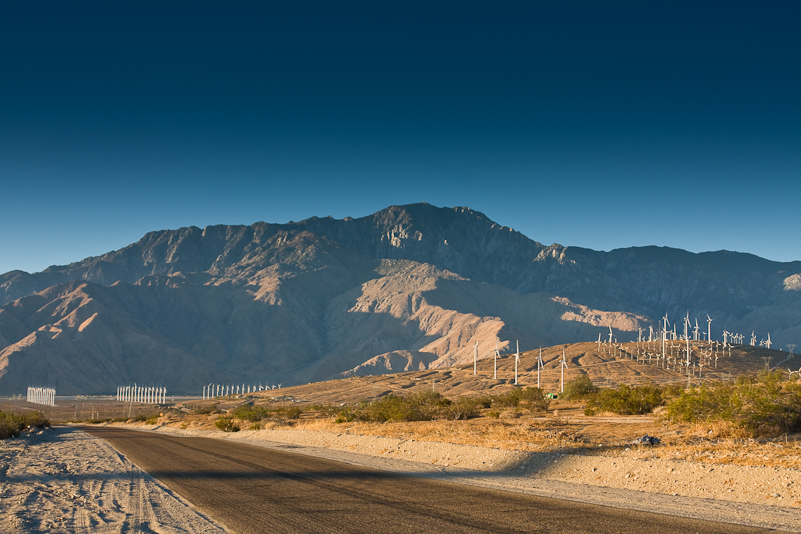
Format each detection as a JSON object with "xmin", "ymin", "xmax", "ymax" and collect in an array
[
  {"xmin": 537, "ymin": 347, "xmax": 544, "ymax": 389},
  {"xmin": 514, "ymin": 340, "xmax": 520, "ymax": 386},
  {"xmin": 494, "ymin": 342, "xmax": 499, "ymax": 380},
  {"xmin": 706, "ymin": 314, "xmax": 713, "ymax": 345}
]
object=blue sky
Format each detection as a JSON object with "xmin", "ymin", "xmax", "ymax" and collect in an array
[{"xmin": 1, "ymin": 1, "xmax": 799, "ymax": 275}]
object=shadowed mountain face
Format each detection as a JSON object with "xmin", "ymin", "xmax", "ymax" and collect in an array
[{"xmin": 1, "ymin": 203, "xmax": 799, "ymax": 395}]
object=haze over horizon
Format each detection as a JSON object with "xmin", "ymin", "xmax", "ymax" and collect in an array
[{"xmin": 2, "ymin": 2, "xmax": 799, "ymax": 275}]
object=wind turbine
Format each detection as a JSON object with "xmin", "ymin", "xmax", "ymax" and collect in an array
[
  {"xmin": 473, "ymin": 341, "xmax": 478, "ymax": 375},
  {"xmin": 494, "ymin": 342, "xmax": 499, "ymax": 380},
  {"xmin": 693, "ymin": 318, "xmax": 700, "ymax": 341},
  {"xmin": 514, "ymin": 340, "xmax": 520, "ymax": 385},
  {"xmin": 537, "ymin": 347, "xmax": 544, "ymax": 389},
  {"xmin": 608, "ymin": 326, "xmax": 613, "ymax": 344},
  {"xmin": 751, "ymin": 331, "xmax": 757, "ymax": 346},
  {"xmin": 683, "ymin": 312, "xmax": 690, "ymax": 341},
  {"xmin": 560, "ymin": 347, "xmax": 568, "ymax": 394},
  {"xmin": 706, "ymin": 314, "xmax": 713, "ymax": 345},
  {"xmin": 765, "ymin": 333, "xmax": 772, "ymax": 350}
]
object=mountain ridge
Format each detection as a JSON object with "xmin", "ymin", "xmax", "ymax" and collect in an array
[{"xmin": 1, "ymin": 203, "xmax": 799, "ymax": 394}]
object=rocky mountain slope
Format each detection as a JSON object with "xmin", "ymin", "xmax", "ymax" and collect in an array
[{"xmin": 1, "ymin": 203, "xmax": 799, "ymax": 394}]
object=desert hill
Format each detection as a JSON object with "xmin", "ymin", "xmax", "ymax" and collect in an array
[{"xmin": 1, "ymin": 203, "xmax": 799, "ymax": 395}]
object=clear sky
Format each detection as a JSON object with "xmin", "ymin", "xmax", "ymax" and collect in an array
[{"xmin": 1, "ymin": 1, "xmax": 799, "ymax": 275}]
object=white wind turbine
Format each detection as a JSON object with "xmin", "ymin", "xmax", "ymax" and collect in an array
[
  {"xmin": 494, "ymin": 342, "xmax": 499, "ymax": 380},
  {"xmin": 608, "ymin": 326, "xmax": 613, "ymax": 344},
  {"xmin": 693, "ymin": 318, "xmax": 700, "ymax": 341},
  {"xmin": 706, "ymin": 314, "xmax": 713, "ymax": 345},
  {"xmin": 537, "ymin": 347, "xmax": 544, "ymax": 389},
  {"xmin": 514, "ymin": 340, "xmax": 520, "ymax": 386},
  {"xmin": 560, "ymin": 347, "xmax": 568, "ymax": 394},
  {"xmin": 683, "ymin": 312, "xmax": 690, "ymax": 341},
  {"xmin": 765, "ymin": 333, "xmax": 772, "ymax": 349},
  {"xmin": 751, "ymin": 331, "xmax": 757, "ymax": 346}
]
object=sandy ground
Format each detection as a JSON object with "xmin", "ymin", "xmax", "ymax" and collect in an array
[
  {"xmin": 0, "ymin": 427, "xmax": 226, "ymax": 533},
  {"xmin": 2, "ymin": 423, "xmax": 800, "ymax": 533}
]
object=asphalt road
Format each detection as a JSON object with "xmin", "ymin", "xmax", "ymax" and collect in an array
[{"xmin": 83, "ymin": 427, "xmax": 779, "ymax": 534}]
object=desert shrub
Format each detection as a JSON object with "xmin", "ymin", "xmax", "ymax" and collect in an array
[
  {"xmin": 665, "ymin": 374, "xmax": 801, "ymax": 437},
  {"xmin": 441, "ymin": 396, "xmax": 482, "ymax": 420},
  {"xmin": 0, "ymin": 410, "xmax": 50, "ymax": 440},
  {"xmin": 275, "ymin": 406, "xmax": 303, "ymax": 419},
  {"xmin": 518, "ymin": 387, "xmax": 551, "ymax": 412},
  {"xmin": 191, "ymin": 403, "xmax": 220, "ymax": 415},
  {"xmin": 487, "ymin": 387, "xmax": 550, "ymax": 412},
  {"xmin": 584, "ymin": 383, "xmax": 665, "ymax": 415},
  {"xmin": 474, "ymin": 395, "xmax": 493, "ymax": 409},
  {"xmin": 563, "ymin": 373, "xmax": 599, "ymax": 399},
  {"xmin": 334, "ymin": 391, "xmax": 483, "ymax": 423},
  {"xmin": 365, "ymin": 392, "xmax": 436, "ymax": 422},
  {"xmin": 306, "ymin": 403, "xmax": 340, "ymax": 416},
  {"xmin": 491, "ymin": 389, "xmax": 523, "ymax": 408},
  {"xmin": 214, "ymin": 416, "xmax": 240, "ymax": 432},
  {"xmin": 229, "ymin": 404, "xmax": 272, "ymax": 422},
  {"xmin": 145, "ymin": 415, "xmax": 159, "ymax": 425}
]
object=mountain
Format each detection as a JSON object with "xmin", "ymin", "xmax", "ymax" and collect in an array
[{"xmin": 1, "ymin": 203, "xmax": 799, "ymax": 395}]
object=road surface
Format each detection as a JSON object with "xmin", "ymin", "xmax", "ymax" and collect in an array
[{"xmin": 84, "ymin": 426, "xmax": 780, "ymax": 534}]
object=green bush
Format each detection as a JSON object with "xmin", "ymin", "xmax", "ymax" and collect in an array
[
  {"xmin": 584, "ymin": 383, "xmax": 665, "ymax": 415},
  {"xmin": 214, "ymin": 416, "xmax": 240, "ymax": 432},
  {"xmin": 335, "ymin": 391, "xmax": 485, "ymax": 423},
  {"xmin": 276, "ymin": 406, "xmax": 303, "ymax": 420},
  {"xmin": 229, "ymin": 404, "xmax": 272, "ymax": 422},
  {"xmin": 331, "ymin": 389, "xmax": 553, "ymax": 423},
  {"xmin": 0, "ymin": 410, "xmax": 50, "ymax": 440},
  {"xmin": 195, "ymin": 404, "xmax": 221, "ymax": 415},
  {"xmin": 564, "ymin": 373, "xmax": 599, "ymax": 399},
  {"xmin": 518, "ymin": 387, "xmax": 551, "ymax": 412},
  {"xmin": 665, "ymin": 373, "xmax": 801, "ymax": 437},
  {"xmin": 441, "ymin": 396, "xmax": 482, "ymax": 420}
]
